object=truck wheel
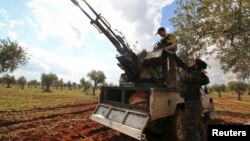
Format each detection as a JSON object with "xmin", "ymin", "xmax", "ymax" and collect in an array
[
  {"xmin": 166, "ymin": 108, "xmax": 187, "ymax": 141},
  {"xmin": 204, "ymin": 101, "xmax": 215, "ymax": 121}
]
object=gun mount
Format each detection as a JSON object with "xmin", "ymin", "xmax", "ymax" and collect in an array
[
  {"xmin": 71, "ymin": 0, "xmax": 171, "ymax": 86},
  {"xmin": 69, "ymin": 2, "xmax": 216, "ymax": 141}
]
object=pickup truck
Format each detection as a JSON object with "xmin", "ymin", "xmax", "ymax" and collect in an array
[{"xmin": 90, "ymin": 85, "xmax": 215, "ymax": 141}]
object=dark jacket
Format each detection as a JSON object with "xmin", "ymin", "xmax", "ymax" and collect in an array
[
  {"xmin": 171, "ymin": 54, "xmax": 209, "ymax": 99},
  {"xmin": 179, "ymin": 69, "xmax": 209, "ymax": 99}
]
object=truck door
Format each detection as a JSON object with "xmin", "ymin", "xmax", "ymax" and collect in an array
[{"xmin": 201, "ymin": 87, "xmax": 209, "ymax": 110}]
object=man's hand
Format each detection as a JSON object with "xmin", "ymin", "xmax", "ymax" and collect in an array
[{"xmin": 153, "ymin": 42, "xmax": 162, "ymax": 51}]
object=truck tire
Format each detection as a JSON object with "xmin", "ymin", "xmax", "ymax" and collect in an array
[
  {"xmin": 204, "ymin": 101, "xmax": 215, "ymax": 121},
  {"xmin": 165, "ymin": 108, "xmax": 187, "ymax": 141}
]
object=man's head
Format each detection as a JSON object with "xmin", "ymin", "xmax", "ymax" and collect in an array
[
  {"xmin": 189, "ymin": 59, "xmax": 207, "ymax": 70},
  {"xmin": 157, "ymin": 27, "xmax": 167, "ymax": 37}
]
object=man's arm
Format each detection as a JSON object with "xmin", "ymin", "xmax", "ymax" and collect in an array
[
  {"xmin": 169, "ymin": 53, "xmax": 187, "ymax": 70},
  {"xmin": 201, "ymin": 72, "xmax": 209, "ymax": 85}
]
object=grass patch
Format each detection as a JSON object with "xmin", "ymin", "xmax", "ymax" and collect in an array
[{"xmin": 0, "ymin": 86, "xmax": 98, "ymax": 111}]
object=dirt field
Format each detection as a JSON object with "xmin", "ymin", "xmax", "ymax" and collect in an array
[
  {"xmin": 0, "ymin": 88, "xmax": 249, "ymax": 141},
  {"xmin": 0, "ymin": 102, "xmax": 135, "ymax": 141}
]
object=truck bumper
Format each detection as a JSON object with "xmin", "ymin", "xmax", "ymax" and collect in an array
[{"xmin": 90, "ymin": 104, "xmax": 149, "ymax": 140}]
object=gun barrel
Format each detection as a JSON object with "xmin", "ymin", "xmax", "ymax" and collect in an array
[
  {"xmin": 71, "ymin": 0, "xmax": 142, "ymax": 82},
  {"xmin": 71, "ymin": 0, "xmax": 79, "ymax": 6},
  {"xmin": 81, "ymin": 0, "xmax": 99, "ymax": 16},
  {"xmin": 71, "ymin": 0, "xmax": 93, "ymax": 21},
  {"xmin": 71, "ymin": 0, "xmax": 127, "ymax": 53}
]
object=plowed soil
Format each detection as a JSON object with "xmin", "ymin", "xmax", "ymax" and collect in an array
[
  {"xmin": 0, "ymin": 100, "xmax": 249, "ymax": 141},
  {"xmin": 0, "ymin": 102, "xmax": 135, "ymax": 141}
]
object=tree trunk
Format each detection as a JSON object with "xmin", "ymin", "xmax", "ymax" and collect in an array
[
  {"xmin": 237, "ymin": 93, "xmax": 241, "ymax": 100},
  {"xmin": 44, "ymin": 85, "xmax": 50, "ymax": 92},
  {"xmin": 6, "ymin": 83, "xmax": 11, "ymax": 88},
  {"xmin": 219, "ymin": 91, "xmax": 221, "ymax": 97},
  {"xmin": 93, "ymin": 87, "xmax": 96, "ymax": 96}
]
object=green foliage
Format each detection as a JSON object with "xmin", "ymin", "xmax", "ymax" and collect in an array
[
  {"xmin": 17, "ymin": 76, "xmax": 27, "ymax": 89},
  {"xmin": 67, "ymin": 81, "xmax": 72, "ymax": 90},
  {"xmin": 228, "ymin": 81, "xmax": 237, "ymax": 92},
  {"xmin": 233, "ymin": 81, "xmax": 248, "ymax": 94},
  {"xmin": 80, "ymin": 77, "xmax": 92, "ymax": 92},
  {"xmin": 227, "ymin": 81, "xmax": 248, "ymax": 100},
  {"xmin": 87, "ymin": 70, "xmax": 106, "ymax": 95},
  {"xmin": 28, "ymin": 79, "xmax": 39, "ymax": 88},
  {"xmin": 53, "ymin": 79, "xmax": 61, "ymax": 89},
  {"xmin": 72, "ymin": 82, "xmax": 77, "ymax": 89},
  {"xmin": 41, "ymin": 73, "xmax": 58, "ymax": 92},
  {"xmin": 0, "ymin": 38, "xmax": 29, "ymax": 73},
  {"xmin": 1, "ymin": 74, "xmax": 15, "ymax": 88},
  {"xmin": 0, "ymin": 77, "xmax": 4, "ymax": 85},
  {"xmin": 211, "ymin": 84, "xmax": 226, "ymax": 96},
  {"xmin": 171, "ymin": 0, "xmax": 250, "ymax": 80}
]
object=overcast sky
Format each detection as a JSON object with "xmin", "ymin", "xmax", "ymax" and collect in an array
[{"xmin": 0, "ymin": 0, "xmax": 230, "ymax": 85}]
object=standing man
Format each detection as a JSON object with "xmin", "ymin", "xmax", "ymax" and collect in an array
[
  {"xmin": 155, "ymin": 27, "xmax": 177, "ymax": 87},
  {"xmin": 170, "ymin": 53, "xmax": 209, "ymax": 141}
]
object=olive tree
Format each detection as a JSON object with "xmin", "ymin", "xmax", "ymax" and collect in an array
[
  {"xmin": 80, "ymin": 77, "xmax": 92, "ymax": 93},
  {"xmin": 211, "ymin": 84, "xmax": 226, "ymax": 97},
  {"xmin": 87, "ymin": 70, "xmax": 106, "ymax": 95},
  {"xmin": 28, "ymin": 80, "xmax": 38, "ymax": 88},
  {"xmin": 0, "ymin": 38, "xmax": 29, "ymax": 73},
  {"xmin": 171, "ymin": 0, "xmax": 250, "ymax": 80},
  {"xmin": 227, "ymin": 81, "xmax": 248, "ymax": 100},
  {"xmin": 59, "ymin": 79, "xmax": 63, "ymax": 90},
  {"xmin": 72, "ymin": 82, "xmax": 77, "ymax": 90},
  {"xmin": 234, "ymin": 81, "xmax": 248, "ymax": 100},
  {"xmin": 41, "ymin": 73, "xmax": 58, "ymax": 92},
  {"xmin": 17, "ymin": 76, "xmax": 27, "ymax": 89},
  {"xmin": 1, "ymin": 74, "xmax": 15, "ymax": 88},
  {"xmin": 67, "ymin": 81, "xmax": 72, "ymax": 90}
]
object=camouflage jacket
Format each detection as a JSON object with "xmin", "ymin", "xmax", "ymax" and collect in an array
[
  {"xmin": 179, "ymin": 70, "xmax": 209, "ymax": 99},
  {"xmin": 170, "ymin": 53, "xmax": 209, "ymax": 99}
]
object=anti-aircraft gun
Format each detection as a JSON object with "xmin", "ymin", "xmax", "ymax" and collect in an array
[
  {"xmin": 70, "ymin": 0, "xmax": 214, "ymax": 141},
  {"xmin": 71, "ymin": 0, "xmax": 169, "ymax": 85}
]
